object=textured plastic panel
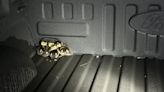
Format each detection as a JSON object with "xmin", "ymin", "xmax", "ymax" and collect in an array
[
  {"xmin": 24, "ymin": 54, "xmax": 164, "ymax": 92},
  {"xmin": 26, "ymin": 0, "xmax": 164, "ymax": 59},
  {"xmin": 0, "ymin": 0, "xmax": 10, "ymax": 17},
  {"xmin": 38, "ymin": 22, "xmax": 88, "ymax": 37},
  {"xmin": 0, "ymin": 46, "xmax": 37, "ymax": 92}
]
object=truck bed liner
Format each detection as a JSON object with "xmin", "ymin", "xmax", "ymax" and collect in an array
[
  {"xmin": 24, "ymin": 0, "xmax": 164, "ymax": 59},
  {"xmin": 24, "ymin": 55, "xmax": 164, "ymax": 92}
]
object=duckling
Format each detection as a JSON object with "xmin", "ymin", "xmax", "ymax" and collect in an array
[
  {"xmin": 49, "ymin": 41, "xmax": 64, "ymax": 52},
  {"xmin": 36, "ymin": 46, "xmax": 44, "ymax": 55},
  {"xmin": 40, "ymin": 40, "xmax": 48, "ymax": 47},
  {"xmin": 48, "ymin": 41, "xmax": 55, "ymax": 47},
  {"xmin": 37, "ymin": 39, "xmax": 50, "ymax": 57},
  {"xmin": 49, "ymin": 50, "xmax": 60, "ymax": 61},
  {"xmin": 37, "ymin": 46, "xmax": 50, "ymax": 57},
  {"xmin": 36, "ymin": 38, "xmax": 72, "ymax": 62},
  {"xmin": 57, "ymin": 46, "xmax": 72, "ymax": 57},
  {"xmin": 54, "ymin": 41, "xmax": 64, "ymax": 47}
]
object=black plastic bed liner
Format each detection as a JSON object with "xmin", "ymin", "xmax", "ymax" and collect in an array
[{"xmin": 24, "ymin": 54, "xmax": 164, "ymax": 92}]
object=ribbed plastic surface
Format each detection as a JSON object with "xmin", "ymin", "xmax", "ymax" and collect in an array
[
  {"xmin": 26, "ymin": 0, "xmax": 164, "ymax": 59},
  {"xmin": 0, "ymin": 46, "xmax": 37, "ymax": 92},
  {"xmin": 24, "ymin": 54, "xmax": 164, "ymax": 92}
]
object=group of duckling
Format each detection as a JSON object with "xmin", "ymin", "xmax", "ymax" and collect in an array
[{"xmin": 37, "ymin": 38, "xmax": 72, "ymax": 62}]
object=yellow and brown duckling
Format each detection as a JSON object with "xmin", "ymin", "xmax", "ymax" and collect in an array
[
  {"xmin": 57, "ymin": 46, "xmax": 72, "ymax": 56},
  {"xmin": 37, "ymin": 40, "xmax": 50, "ymax": 57},
  {"xmin": 49, "ymin": 41, "xmax": 64, "ymax": 52},
  {"xmin": 49, "ymin": 50, "xmax": 60, "ymax": 61},
  {"xmin": 37, "ymin": 39, "xmax": 72, "ymax": 62}
]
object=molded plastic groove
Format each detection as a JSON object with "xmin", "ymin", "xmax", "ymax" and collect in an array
[
  {"xmin": 119, "ymin": 57, "xmax": 145, "ymax": 92},
  {"xmin": 88, "ymin": 56, "xmax": 103, "ymax": 92},
  {"xmin": 82, "ymin": 3, "xmax": 94, "ymax": 20},
  {"xmin": 91, "ymin": 56, "xmax": 122, "ymax": 92},
  {"xmin": 134, "ymin": 30, "xmax": 137, "ymax": 52},
  {"xmin": 38, "ymin": 22, "xmax": 88, "ymax": 37},
  {"xmin": 61, "ymin": 55, "xmax": 85, "ymax": 92},
  {"xmin": 136, "ymin": 31, "xmax": 147, "ymax": 55},
  {"xmin": 144, "ymin": 58, "xmax": 148, "ymax": 92},
  {"xmin": 63, "ymin": 55, "xmax": 100, "ymax": 92},
  {"xmin": 156, "ymin": 35, "xmax": 159, "ymax": 53},
  {"xmin": 53, "ymin": 2, "xmax": 62, "ymax": 20},
  {"xmin": 102, "ymin": 4, "xmax": 115, "ymax": 51},
  {"xmin": 124, "ymin": 5, "xmax": 137, "ymax": 52},
  {"xmin": 158, "ymin": 35, "xmax": 164, "ymax": 58},
  {"xmin": 34, "ymin": 59, "xmax": 58, "ymax": 91},
  {"xmin": 145, "ymin": 5, "xmax": 161, "ymax": 54},
  {"xmin": 42, "ymin": 2, "xmax": 53, "ymax": 19},
  {"xmin": 116, "ymin": 58, "xmax": 124, "ymax": 92},
  {"xmin": 36, "ymin": 55, "xmax": 81, "ymax": 92},
  {"xmin": 148, "ymin": 4, "xmax": 161, "ymax": 11},
  {"xmin": 146, "ymin": 59, "xmax": 164, "ymax": 92},
  {"xmin": 145, "ymin": 33, "xmax": 148, "ymax": 54},
  {"xmin": 61, "ymin": 3, "xmax": 73, "ymax": 19},
  {"xmin": 113, "ymin": 5, "xmax": 116, "ymax": 51},
  {"xmin": 146, "ymin": 34, "xmax": 157, "ymax": 54}
]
